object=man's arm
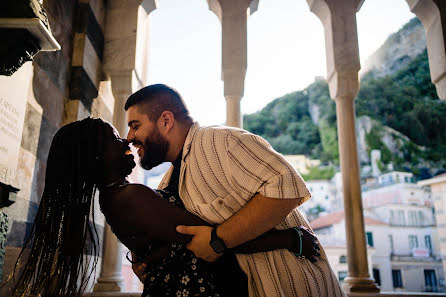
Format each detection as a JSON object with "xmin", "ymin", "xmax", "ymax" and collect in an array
[
  {"xmin": 177, "ymin": 129, "xmax": 311, "ymax": 261},
  {"xmin": 219, "ymin": 193, "xmax": 300, "ymax": 248},
  {"xmin": 177, "ymin": 192, "xmax": 301, "ymax": 261}
]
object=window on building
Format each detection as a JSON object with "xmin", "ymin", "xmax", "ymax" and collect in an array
[
  {"xmin": 425, "ymin": 235, "xmax": 432, "ymax": 252},
  {"xmin": 398, "ymin": 210, "xmax": 405, "ymax": 226},
  {"xmin": 338, "ymin": 271, "xmax": 348, "ymax": 281},
  {"xmin": 390, "ymin": 210, "xmax": 395, "ymax": 225},
  {"xmin": 373, "ymin": 268, "xmax": 381, "ymax": 286},
  {"xmin": 366, "ymin": 232, "xmax": 374, "ymax": 247},
  {"xmin": 409, "ymin": 211, "xmax": 418, "ymax": 226},
  {"xmin": 392, "ymin": 270, "xmax": 403, "ymax": 288},
  {"xmin": 389, "ymin": 235, "xmax": 394, "ymax": 253},
  {"xmin": 419, "ymin": 211, "xmax": 424, "ymax": 225},
  {"xmin": 424, "ymin": 270, "xmax": 437, "ymax": 291},
  {"xmin": 339, "ymin": 255, "xmax": 347, "ymax": 264},
  {"xmin": 409, "ymin": 235, "xmax": 419, "ymax": 249}
]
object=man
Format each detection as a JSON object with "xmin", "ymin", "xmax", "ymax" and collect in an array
[{"xmin": 125, "ymin": 84, "xmax": 345, "ymax": 297}]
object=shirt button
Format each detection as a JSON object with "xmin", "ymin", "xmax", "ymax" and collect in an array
[{"xmin": 218, "ymin": 200, "xmax": 224, "ymax": 205}]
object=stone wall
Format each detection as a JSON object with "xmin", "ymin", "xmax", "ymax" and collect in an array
[{"xmin": 0, "ymin": 0, "xmax": 114, "ymax": 295}]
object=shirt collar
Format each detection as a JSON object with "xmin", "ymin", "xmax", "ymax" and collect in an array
[{"xmin": 182, "ymin": 122, "xmax": 200, "ymax": 161}]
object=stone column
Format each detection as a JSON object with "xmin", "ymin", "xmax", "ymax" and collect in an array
[
  {"xmin": 208, "ymin": 0, "xmax": 258, "ymax": 128},
  {"xmin": 307, "ymin": 0, "xmax": 379, "ymax": 292},
  {"xmin": 405, "ymin": 0, "xmax": 446, "ymax": 100},
  {"xmin": 94, "ymin": 0, "xmax": 156, "ymax": 292}
]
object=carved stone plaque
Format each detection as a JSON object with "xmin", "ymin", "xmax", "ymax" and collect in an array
[{"xmin": 0, "ymin": 62, "xmax": 31, "ymax": 187}]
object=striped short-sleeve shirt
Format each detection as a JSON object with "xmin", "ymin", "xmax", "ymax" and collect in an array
[{"xmin": 158, "ymin": 123, "xmax": 345, "ymax": 297}]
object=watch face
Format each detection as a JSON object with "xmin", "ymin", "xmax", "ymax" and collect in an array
[{"xmin": 210, "ymin": 239, "xmax": 226, "ymax": 254}]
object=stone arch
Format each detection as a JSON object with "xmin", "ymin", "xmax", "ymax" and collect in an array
[
  {"xmin": 148, "ymin": 0, "xmax": 224, "ymax": 125},
  {"xmin": 243, "ymin": 0, "xmax": 326, "ymax": 120}
]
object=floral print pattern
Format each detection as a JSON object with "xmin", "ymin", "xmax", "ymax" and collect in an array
[{"xmin": 139, "ymin": 190, "xmax": 221, "ymax": 297}]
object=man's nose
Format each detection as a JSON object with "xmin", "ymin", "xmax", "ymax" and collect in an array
[{"xmin": 126, "ymin": 130, "xmax": 134, "ymax": 143}]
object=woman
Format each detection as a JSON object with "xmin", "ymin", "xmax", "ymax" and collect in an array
[{"xmin": 10, "ymin": 118, "xmax": 318, "ymax": 297}]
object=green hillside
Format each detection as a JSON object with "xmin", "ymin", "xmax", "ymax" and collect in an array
[{"xmin": 243, "ymin": 49, "xmax": 446, "ymax": 177}]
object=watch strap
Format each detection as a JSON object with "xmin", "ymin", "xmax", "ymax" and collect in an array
[{"xmin": 210, "ymin": 227, "xmax": 227, "ymax": 254}]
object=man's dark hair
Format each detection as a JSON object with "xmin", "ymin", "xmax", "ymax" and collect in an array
[{"xmin": 125, "ymin": 84, "xmax": 192, "ymax": 123}]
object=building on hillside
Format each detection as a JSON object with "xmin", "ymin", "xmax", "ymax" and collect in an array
[
  {"xmin": 298, "ymin": 172, "xmax": 344, "ymax": 219},
  {"xmin": 283, "ymin": 155, "xmax": 320, "ymax": 175},
  {"xmin": 419, "ymin": 174, "xmax": 446, "ymax": 282},
  {"xmin": 309, "ymin": 211, "xmax": 378, "ymax": 284},
  {"xmin": 300, "ymin": 179, "xmax": 337, "ymax": 220},
  {"xmin": 309, "ymin": 171, "xmax": 444, "ymax": 292},
  {"xmin": 311, "ymin": 206, "xmax": 444, "ymax": 292},
  {"xmin": 361, "ymin": 171, "xmax": 442, "ymax": 292}
]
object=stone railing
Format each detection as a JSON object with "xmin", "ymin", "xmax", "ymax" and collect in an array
[{"xmin": 84, "ymin": 292, "xmax": 446, "ymax": 297}]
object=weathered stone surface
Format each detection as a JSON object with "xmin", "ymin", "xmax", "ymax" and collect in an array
[
  {"xmin": 30, "ymin": 156, "xmax": 45, "ymax": 204},
  {"xmin": 91, "ymin": 81, "xmax": 113, "ymax": 121},
  {"xmin": 89, "ymin": 0, "xmax": 107, "ymax": 33},
  {"xmin": 35, "ymin": 115, "xmax": 57, "ymax": 163},
  {"xmin": 12, "ymin": 148, "xmax": 36, "ymax": 203},
  {"xmin": 0, "ymin": 198, "xmax": 32, "ymax": 227},
  {"xmin": 33, "ymin": 50, "xmax": 69, "ymax": 94},
  {"xmin": 42, "ymin": 0, "xmax": 76, "ymax": 59},
  {"xmin": 31, "ymin": 63, "xmax": 64, "ymax": 127},
  {"xmin": 20, "ymin": 104, "xmax": 42, "ymax": 155}
]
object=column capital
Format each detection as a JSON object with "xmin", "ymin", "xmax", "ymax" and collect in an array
[
  {"xmin": 103, "ymin": 0, "xmax": 157, "ymax": 76},
  {"xmin": 405, "ymin": 0, "xmax": 446, "ymax": 99},
  {"xmin": 207, "ymin": 0, "xmax": 257, "ymax": 22},
  {"xmin": 306, "ymin": 0, "xmax": 361, "ymax": 99}
]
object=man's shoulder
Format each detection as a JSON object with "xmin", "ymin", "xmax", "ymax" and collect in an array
[{"xmin": 194, "ymin": 124, "xmax": 251, "ymax": 140}]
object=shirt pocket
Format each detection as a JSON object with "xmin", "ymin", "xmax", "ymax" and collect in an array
[{"xmin": 201, "ymin": 192, "xmax": 248, "ymax": 224}]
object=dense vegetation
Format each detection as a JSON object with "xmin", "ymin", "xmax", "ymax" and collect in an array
[{"xmin": 243, "ymin": 49, "xmax": 446, "ymax": 177}]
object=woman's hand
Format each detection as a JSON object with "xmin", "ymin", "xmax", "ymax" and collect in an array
[{"xmin": 292, "ymin": 226, "xmax": 320, "ymax": 263}]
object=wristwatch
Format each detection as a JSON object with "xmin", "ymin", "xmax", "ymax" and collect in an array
[{"xmin": 210, "ymin": 227, "xmax": 227, "ymax": 254}]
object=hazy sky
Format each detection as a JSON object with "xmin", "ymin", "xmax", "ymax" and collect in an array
[{"xmin": 146, "ymin": 0, "xmax": 415, "ymax": 126}]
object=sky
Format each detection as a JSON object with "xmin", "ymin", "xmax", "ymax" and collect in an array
[{"xmin": 146, "ymin": 0, "xmax": 415, "ymax": 126}]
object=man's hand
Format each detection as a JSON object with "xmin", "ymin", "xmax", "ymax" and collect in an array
[
  {"xmin": 131, "ymin": 251, "xmax": 148, "ymax": 283},
  {"xmin": 176, "ymin": 225, "xmax": 222, "ymax": 262},
  {"xmin": 295, "ymin": 226, "xmax": 320, "ymax": 263}
]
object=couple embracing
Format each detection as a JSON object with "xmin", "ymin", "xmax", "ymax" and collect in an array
[{"xmin": 11, "ymin": 84, "xmax": 345, "ymax": 297}]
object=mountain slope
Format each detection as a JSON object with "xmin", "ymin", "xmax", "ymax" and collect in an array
[{"xmin": 243, "ymin": 18, "xmax": 446, "ymax": 178}]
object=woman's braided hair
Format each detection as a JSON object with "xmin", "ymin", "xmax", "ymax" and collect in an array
[{"xmin": 10, "ymin": 117, "xmax": 107, "ymax": 297}]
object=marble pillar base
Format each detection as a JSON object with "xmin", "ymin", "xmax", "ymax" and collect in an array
[
  {"xmin": 342, "ymin": 277, "xmax": 380, "ymax": 293},
  {"xmin": 93, "ymin": 277, "xmax": 124, "ymax": 292}
]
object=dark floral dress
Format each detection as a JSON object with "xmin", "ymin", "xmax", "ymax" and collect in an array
[{"xmin": 138, "ymin": 189, "xmax": 222, "ymax": 297}]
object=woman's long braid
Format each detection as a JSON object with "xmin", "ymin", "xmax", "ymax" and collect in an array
[{"xmin": 11, "ymin": 118, "xmax": 105, "ymax": 297}]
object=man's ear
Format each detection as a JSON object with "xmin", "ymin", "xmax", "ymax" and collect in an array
[{"xmin": 157, "ymin": 111, "xmax": 175, "ymax": 135}]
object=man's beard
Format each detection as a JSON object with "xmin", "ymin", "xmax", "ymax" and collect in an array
[{"xmin": 140, "ymin": 128, "xmax": 169, "ymax": 170}]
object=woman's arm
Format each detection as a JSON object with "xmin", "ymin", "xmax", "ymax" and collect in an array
[{"xmin": 105, "ymin": 184, "xmax": 318, "ymax": 260}]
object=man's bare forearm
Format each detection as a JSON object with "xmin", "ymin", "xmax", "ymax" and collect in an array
[{"xmin": 217, "ymin": 193, "xmax": 301, "ymax": 248}]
